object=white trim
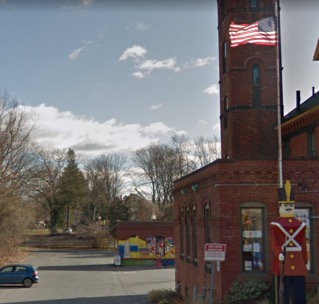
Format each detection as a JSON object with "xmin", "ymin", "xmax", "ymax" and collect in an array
[{"xmin": 271, "ymin": 222, "xmax": 305, "ymax": 252}]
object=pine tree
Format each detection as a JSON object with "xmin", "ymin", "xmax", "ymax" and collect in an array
[{"xmin": 57, "ymin": 149, "xmax": 88, "ymax": 229}]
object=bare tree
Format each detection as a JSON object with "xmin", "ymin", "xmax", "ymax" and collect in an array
[
  {"xmin": 0, "ymin": 90, "xmax": 38, "ymax": 259},
  {"xmin": 193, "ymin": 136, "xmax": 220, "ymax": 167},
  {"xmin": 0, "ymin": 190, "xmax": 33, "ymax": 263},
  {"xmin": 171, "ymin": 134, "xmax": 197, "ymax": 177},
  {"xmin": 32, "ymin": 149, "xmax": 89, "ymax": 232},
  {"xmin": 132, "ymin": 143, "xmax": 179, "ymax": 214},
  {"xmin": 30, "ymin": 149, "xmax": 68, "ymax": 232},
  {"xmin": 123, "ymin": 193, "xmax": 154, "ymax": 221},
  {"xmin": 0, "ymin": 90, "xmax": 38, "ymax": 194},
  {"xmin": 131, "ymin": 136, "xmax": 221, "ymax": 218},
  {"xmin": 85, "ymin": 153, "xmax": 127, "ymax": 222}
]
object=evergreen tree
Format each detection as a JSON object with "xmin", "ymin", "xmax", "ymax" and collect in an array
[
  {"xmin": 108, "ymin": 197, "xmax": 132, "ymax": 238},
  {"xmin": 57, "ymin": 149, "xmax": 88, "ymax": 229}
]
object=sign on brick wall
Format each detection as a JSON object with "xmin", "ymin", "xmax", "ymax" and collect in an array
[{"xmin": 204, "ymin": 243, "xmax": 227, "ymax": 261}]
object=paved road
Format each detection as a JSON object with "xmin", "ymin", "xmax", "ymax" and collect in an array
[{"xmin": 0, "ymin": 249, "xmax": 175, "ymax": 304}]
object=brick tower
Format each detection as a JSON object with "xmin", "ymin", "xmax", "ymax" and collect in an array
[
  {"xmin": 218, "ymin": 0, "xmax": 281, "ymax": 160},
  {"xmin": 173, "ymin": 2, "xmax": 319, "ymax": 303}
]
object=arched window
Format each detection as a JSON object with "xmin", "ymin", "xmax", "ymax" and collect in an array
[
  {"xmin": 204, "ymin": 203, "xmax": 211, "ymax": 273},
  {"xmin": 252, "ymin": 64, "xmax": 261, "ymax": 104},
  {"xmin": 179, "ymin": 207, "xmax": 184, "ymax": 259},
  {"xmin": 185, "ymin": 207, "xmax": 191, "ymax": 262},
  {"xmin": 222, "ymin": 41, "xmax": 227, "ymax": 74},
  {"xmin": 204, "ymin": 204, "xmax": 210, "ymax": 243},
  {"xmin": 223, "ymin": 96, "xmax": 228, "ymax": 129},
  {"xmin": 241, "ymin": 202, "xmax": 266, "ymax": 272},
  {"xmin": 192, "ymin": 205, "xmax": 197, "ymax": 264},
  {"xmin": 308, "ymin": 129, "xmax": 316, "ymax": 156}
]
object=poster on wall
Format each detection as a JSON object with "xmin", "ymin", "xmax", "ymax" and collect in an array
[{"xmin": 118, "ymin": 235, "xmax": 175, "ymax": 259}]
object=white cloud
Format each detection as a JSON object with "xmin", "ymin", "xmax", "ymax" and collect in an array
[
  {"xmin": 141, "ymin": 122, "xmax": 173, "ymax": 135},
  {"xmin": 131, "ymin": 57, "xmax": 180, "ymax": 78},
  {"xmin": 119, "ymin": 45, "xmax": 147, "ymax": 61},
  {"xmin": 136, "ymin": 22, "xmax": 151, "ymax": 31},
  {"xmin": 120, "ymin": 45, "xmax": 214, "ymax": 79},
  {"xmin": 138, "ymin": 58, "xmax": 180, "ymax": 72},
  {"xmin": 212, "ymin": 123, "xmax": 220, "ymax": 131},
  {"xmin": 184, "ymin": 56, "xmax": 215, "ymax": 69},
  {"xmin": 204, "ymin": 84, "xmax": 219, "ymax": 95},
  {"xmin": 132, "ymin": 71, "xmax": 147, "ymax": 79},
  {"xmin": 149, "ymin": 104, "xmax": 163, "ymax": 110},
  {"xmin": 119, "ymin": 45, "xmax": 180, "ymax": 77},
  {"xmin": 81, "ymin": 39, "xmax": 93, "ymax": 45},
  {"xmin": 68, "ymin": 47, "xmax": 85, "ymax": 60},
  {"xmin": 23, "ymin": 104, "xmax": 180, "ymax": 156},
  {"xmin": 192, "ymin": 56, "xmax": 215, "ymax": 67},
  {"xmin": 197, "ymin": 119, "xmax": 208, "ymax": 126},
  {"xmin": 62, "ymin": 0, "xmax": 94, "ymax": 10},
  {"xmin": 82, "ymin": 0, "xmax": 94, "ymax": 7},
  {"xmin": 126, "ymin": 22, "xmax": 151, "ymax": 32}
]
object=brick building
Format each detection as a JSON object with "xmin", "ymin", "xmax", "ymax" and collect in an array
[
  {"xmin": 117, "ymin": 221, "xmax": 173, "ymax": 241},
  {"xmin": 117, "ymin": 221, "xmax": 175, "ymax": 266},
  {"xmin": 173, "ymin": 0, "xmax": 319, "ymax": 302}
]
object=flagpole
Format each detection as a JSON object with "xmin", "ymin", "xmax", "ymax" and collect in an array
[
  {"xmin": 275, "ymin": 2, "xmax": 284, "ymax": 303},
  {"xmin": 275, "ymin": 0, "xmax": 283, "ymax": 188}
]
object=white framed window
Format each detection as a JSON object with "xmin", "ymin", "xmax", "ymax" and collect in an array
[{"xmin": 241, "ymin": 207, "xmax": 265, "ymax": 272}]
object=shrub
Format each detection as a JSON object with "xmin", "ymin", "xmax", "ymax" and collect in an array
[
  {"xmin": 148, "ymin": 288, "xmax": 180, "ymax": 304},
  {"xmin": 224, "ymin": 278, "xmax": 269, "ymax": 304},
  {"xmin": 75, "ymin": 222, "xmax": 112, "ymax": 248},
  {"xmin": 307, "ymin": 288, "xmax": 319, "ymax": 304}
]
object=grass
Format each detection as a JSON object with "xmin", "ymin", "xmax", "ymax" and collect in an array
[{"xmin": 27, "ymin": 228, "xmax": 51, "ymax": 236}]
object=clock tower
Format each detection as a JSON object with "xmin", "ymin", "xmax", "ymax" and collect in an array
[{"xmin": 217, "ymin": 0, "xmax": 282, "ymax": 160}]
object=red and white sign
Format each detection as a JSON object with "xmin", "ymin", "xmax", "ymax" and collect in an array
[{"xmin": 204, "ymin": 243, "xmax": 227, "ymax": 261}]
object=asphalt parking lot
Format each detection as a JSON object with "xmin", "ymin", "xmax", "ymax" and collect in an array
[{"xmin": 0, "ymin": 249, "xmax": 175, "ymax": 304}]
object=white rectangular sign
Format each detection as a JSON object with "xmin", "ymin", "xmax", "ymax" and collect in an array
[{"xmin": 204, "ymin": 243, "xmax": 226, "ymax": 261}]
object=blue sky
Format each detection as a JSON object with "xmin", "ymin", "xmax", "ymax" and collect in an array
[{"xmin": 1, "ymin": 0, "xmax": 318, "ymax": 157}]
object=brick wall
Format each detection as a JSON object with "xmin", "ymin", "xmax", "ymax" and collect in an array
[
  {"xmin": 218, "ymin": 4, "xmax": 279, "ymax": 160},
  {"xmin": 117, "ymin": 221, "xmax": 173, "ymax": 240},
  {"xmin": 174, "ymin": 159, "xmax": 319, "ymax": 302},
  {"xmin": 173, "ymin": 1, "xmax": 319, "ymax": 302}
]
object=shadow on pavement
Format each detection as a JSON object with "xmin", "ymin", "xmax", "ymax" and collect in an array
[
  {"xmin": 37, "ymin": 264, "xmax": 170, "ymax": 272},
  {"xmin": 29, "ymin": 248, "xmax": 118, "ymax": 258},
  {"xmin": 0, "ymin": 295, "xmax": 150, "ymax": 304}
]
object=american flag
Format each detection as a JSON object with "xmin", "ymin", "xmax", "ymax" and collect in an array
[{"xmin": 229, "ymin": 17, "xmax": 278, "ymax": 47}]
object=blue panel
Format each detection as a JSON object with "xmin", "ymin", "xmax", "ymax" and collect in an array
[
  {"xmin": 130, "ymin": 245, "xmax": 139, "ymax": 252},
  {"xmin": 118, "ymin": 245, "xmax": 125, "ymax": 258}
]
